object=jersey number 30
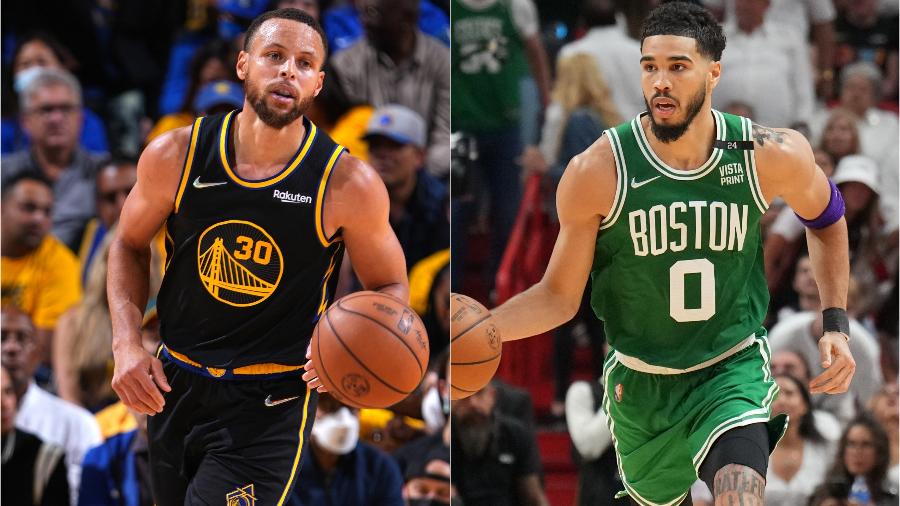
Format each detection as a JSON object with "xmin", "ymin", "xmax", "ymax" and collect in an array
[{"xmin": 669, "ymin": 259, "xmax": 715, "ymax": 322}]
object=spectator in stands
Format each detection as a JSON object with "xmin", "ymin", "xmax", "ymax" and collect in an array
[
  {"xmin": 450, "ymin": 0, "xmax": 551, "ymax": 291},
  {"xmin": 818, "ymin": 108, "xmax": 862, "ymax": 167},
  {"xmin": 564, "ymin": 380, "xmax": 629, "ymax": 505},
  {"xmin": 322, "ymin": 0, "xmax": 449, "ymax": 53},
  {"xmin": 713, "ymin": 0, "xmax": 815, "ymax": 128},
  {"xmin": 556, "ymin": 0, "xmax": 644, "ymax": 119},
  {"xmin": 451, "ymin": 383, "xmax": 549, "ymax": 506},
  {"xmin": 768, "ymin": 254, "xmax": 882, "ymax": 423},
  {"xmin": 868, "ymin": 383, "xmax": 899, "ymax": 489},
  {"xmin": 76, "ymin": 158, "xmax": 138, "ymax": 283},
  {"xmin": 823, "ymin": 414, "xmax": 898, "ymax": 505},
  {"xmin": 146, "ymin": 40, "xmax": 233, "ymax": 144},
  {"xmin": 702, "ymin": 0, "xmax": 837, "ymax": 100},
  {"xmin": 400, "ymin": 445, "xmax": 454, "ymax": 505},
  {"xmin": 769, "ymin": 349, "xmax": 843, "ymax": 440},
  {"xmin": 1, "ymin": 173, "xmax": 82, "ymax": 367},
  {"xmin": 3, "ymin": 31, "xmax": 109, "ymax": 155},
  {"xmin": 1, "ymin": 363, "xmax": 70, "ymax": 506},
  {"xmin": 766, "ymin": 374, "xmax": 833, "ymax": 506},
  {"xmin": 408, "ymin": 250, "xmax": 450, "ymax": 361},
  {"xmin": 1, "ymin": 305, "xmax": 102, "ymax": 503},
  {"xmin": 78, "ymin": 409, "xmax": 153, "ymax": 506},
  {"xmin": 53, "ymin": 233, "xmax": 117, "ymax": 412},
  {"xmin": 807, "ymin": 483, "xmax": 850, "ymax": 506},
  {"xmin": 1, "ymin": 68, "xmax": 108, "ymax": 251},
  {"xmin": 834, "ymin": 0, "xmax": 899, "ymax": 99},
  {"xmin": 291, "ymin": 392, "xmax": 404, "ymax": 505},
  {"xmin": 193, "ymin": 79, "xmax": 246, "ymax": 116},
  {"xmin": 833, "ymin": 155, "xmax": 896, "ymax": 318},
  {"xmin": 331, "ymin": 0, "xmax": 451, "ymax": 177},
  {"xmin": 363, "ymin": 104, "xmax": 449, "ymax": 269}
]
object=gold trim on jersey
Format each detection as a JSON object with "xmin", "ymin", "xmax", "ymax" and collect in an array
[
  {"xmin": 175, "ymin": 117, "xmax": 204, "ymax": 213},
  {"xmin": 196, "ymin": 220, "xmax": 284, "ymax": 307},
  {"xmin": 276, "ymin": 386, "xmax": 312, "ymax": 506},
  {"xmin": 316, "ymin": 246, "xmax": 343, "ymax": 316},
  {"xmin": 164, "ymin": 223, "xmax": 175, "ymax": 272},
  {"xmin": 163, "ymin": 345, "xmax": 304, "ymax": 376},
  {"xmin": 218, "ymin": 111, "xmax": 317, "ymax": 188},
  {"xmin": 314, "ymin": 146, "xmax": 346, "ymax": 247}
]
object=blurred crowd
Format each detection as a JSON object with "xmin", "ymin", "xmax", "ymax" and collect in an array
[
  {"xmin": 1, "ymin": 0, "xmax": 450, "ymax": 504},
  {"xmin": 451, "ymin": 0, "xmax": 898, "ymax": 504}
]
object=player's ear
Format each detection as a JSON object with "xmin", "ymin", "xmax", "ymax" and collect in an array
[
  {"xmin": 708, "ymin": 60, "xmax": 722, "ymax": 90},
  {"xmin": 236, "ymin": 51, "xmax": 249, "ymax": 81},
  {"xmin": 313, "ymin": 70, "xmax": 325, "ymax": 97}
]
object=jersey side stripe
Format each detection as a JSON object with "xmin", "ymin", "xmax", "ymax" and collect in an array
[
  {"xmin": 315, "ymin": 146, "xmax": 346, "ymax": 247},
  {"xmin": 600, "ymin": 128, "xmax": 628, "ymax": 230},
  {"xmin": 174, "ymin": 117, "xmax": 204, "ymax": 213},
  {"xmin": 743, "ymin": 117, "xmax": 769, "ymax": 212}
]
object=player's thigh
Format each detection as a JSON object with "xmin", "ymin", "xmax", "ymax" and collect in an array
[{"xmin": 698, "ymin": 422, "xmax": 769, "ymax": 493}]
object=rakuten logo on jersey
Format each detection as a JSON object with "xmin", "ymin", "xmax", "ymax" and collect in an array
[{"xmin": 274, "ymin": 189, "xmax": 312, "ymax": 204}]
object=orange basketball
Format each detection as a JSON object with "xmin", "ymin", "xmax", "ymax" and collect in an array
[
  {"xmin": 450, "ymin": 293, "xmax": 501, "ymax": 400},
  {"xmin": 311, "ymin": 291, "xmax": 429, "ymax": 408}
]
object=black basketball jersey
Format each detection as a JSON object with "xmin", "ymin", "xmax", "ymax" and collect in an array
[{"xmin": 157, "ymin": 111, "xmax": 345, "ymax": 368}]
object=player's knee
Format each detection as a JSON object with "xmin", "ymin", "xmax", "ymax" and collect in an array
[
  {"xmin": 699, "ymin": 423, "xmax": 769, "ymax": 494},
  {"xmin": 710, "ymin": 464, "xmax": 765, "ymax": 498}
]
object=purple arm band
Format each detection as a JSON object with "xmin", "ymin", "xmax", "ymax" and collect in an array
[{"xmin": 795, "ymin": 178, "xmax": 845, "ymax": 229}]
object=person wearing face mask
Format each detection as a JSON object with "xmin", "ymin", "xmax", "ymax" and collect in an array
[
  {"xmin": 290, "ymin": 393, "xmax": 404, "ymax": 505},
  {"xmin": 2, "ymin": 32, "xmax": 109, "ymax": 155}
]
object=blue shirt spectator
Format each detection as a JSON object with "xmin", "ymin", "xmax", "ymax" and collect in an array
[
  {"xmin": 322, "ymin": 0, "xmax": 449, "ymax": 54},
  {"xmin": 78, "ymin": 429, "xmax": 153, "ymax": 506}
]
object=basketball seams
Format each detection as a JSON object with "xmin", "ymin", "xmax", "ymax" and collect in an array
[
  {"xmin": 324, "ymin": 310, "xmax": 415, "ymax": 396},
  {"xmin": 450, "ymin": 313, "xmax": 492, "ymax": 343},
  {"xmin": 317, "ymin": 314, "xmax": 390, "ymax": 408},
  {"xmin": 451, "ymin": 355, "xmax": 502, "ymax": 366},
  {"xmin": 333, "ymin": 300, "xmax": 426, "ymax": 377}
]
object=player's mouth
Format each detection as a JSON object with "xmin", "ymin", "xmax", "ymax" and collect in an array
[
  {"xmin": 269, "ymin": 84, "xmax": 297, "ymax": 104},
  {"xmin": 652, "ymin": 98, "xmax": 677, "ymax": 118}
]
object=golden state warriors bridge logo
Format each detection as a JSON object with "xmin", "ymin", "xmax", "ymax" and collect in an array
[
  {"xmin": 227, "ymin": 484, "xmax": 255, "ymax": 506},
  {"xmin": 197, "ymin": 220, "xmax": 283, "ymax": 307}
]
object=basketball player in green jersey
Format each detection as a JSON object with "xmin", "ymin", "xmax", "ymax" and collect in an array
[
  {"xmin": 107, "ymin": 9, "xmax": 408, "ymax": 504},
  {"xmin": 481, "ymin": 3, "xmax": 855, "ymax": 505}
]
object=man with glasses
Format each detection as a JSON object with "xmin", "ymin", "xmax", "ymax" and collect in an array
[{"xmin": 1, "ymin": 68, "xmax": 108, "ymax": 252}]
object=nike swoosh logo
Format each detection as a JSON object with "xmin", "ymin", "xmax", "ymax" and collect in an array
[
  {"xmin": 264, "ymin": 395, "xmax": 300, "ymax": 407},
  {"xmin": 630, "ymin": 176, "xmax": 661, "ymax": 189},
  {"xmin": 193, "ymin": 176, "xmax": 228, "ymax": 189}
]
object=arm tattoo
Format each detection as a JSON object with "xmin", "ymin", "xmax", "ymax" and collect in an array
[
  {"xmin": 713, "ymin": 464, "xmax": 765, "ymax": 506},
  {"xmin": 751, "ymin": 123, "xmax": 786, "ymax": 146}
]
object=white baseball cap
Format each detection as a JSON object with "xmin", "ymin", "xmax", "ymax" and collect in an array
[
  {"xmin": 363, "ymin": 104, "xmax": 427, "ymax": 148},
  {"xmin": 832, "ymin": 154, "xmax": 879, "ymax": 195}
]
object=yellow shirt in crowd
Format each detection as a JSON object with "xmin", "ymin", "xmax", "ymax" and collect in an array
[{"xmin": 1, "ymin": 236, "xmax": 82, "ymax": 328}]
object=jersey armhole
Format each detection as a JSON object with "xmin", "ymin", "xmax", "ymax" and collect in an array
[
  {"xmin": 741, "ymin": 117, "xmax": 769, "ymax": 214},
  {"xmin": 599, "ymin": 128, "xmax": 628, "ymax": 230},
  {"xmin": 315, "ymin": 145, "xmax": 347, "ymax": 247},
  {"xmin": 173, "ymin": 117, "xmax": 204, "ymax": 214}
]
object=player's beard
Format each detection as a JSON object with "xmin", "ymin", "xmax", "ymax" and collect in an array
[
  {"xmin": 453, "ymin": 411, "xmax": 493, "ymax": 458},
  {"xmin": 245, "ymin": 79, "xmax": 313, "ymax": 129},
  {"xmin": 644, "ymin": 82, "xmax": 707, "ymax": 144}
]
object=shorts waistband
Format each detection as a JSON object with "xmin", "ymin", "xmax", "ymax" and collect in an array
[
  {"xmin": 159, "ymin": 344, "xmax": 304, "ymax": 380},
  {"xmin": 614, "ymin": 335, "xmax": 758, "ymax": 375}
]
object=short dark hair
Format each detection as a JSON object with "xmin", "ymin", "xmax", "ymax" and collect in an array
[
  {"xmin": 1, "ymin": 171, "xmax": 53, "ymax": 200},
  {"xmin": 640, "ymin": 1, "xmax": 726, "ymax": 61},
  {"xmin": 243, "ymin": 8, "xmax": 328, "ymax": 59}
]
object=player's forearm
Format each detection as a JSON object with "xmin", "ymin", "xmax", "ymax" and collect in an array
[
  {"xmin": 108, "ymin": 237, "xmax": 152, "ymax": 351},
  {"xmin": 493, "ymin": 281, "xmax": 581, "ymax": 342},
  {"xmin": 375, "ymin": 282, "xmax": 410, "ymax": 305},
  {"xmin": 805, "ymin": 217, "xmax": 849, "ymax": 310},
  {"xmin": 524, "ymin": 36, "xmax": 551, "ymax": 108}
]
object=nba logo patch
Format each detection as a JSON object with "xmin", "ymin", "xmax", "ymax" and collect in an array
[
  {"xmin": 227, "ymin": 484, "xmax": 255, "ymax": 506},
  {"xmin": 614, "ymin": 384, "xmax": 624, "ymax": 402}
]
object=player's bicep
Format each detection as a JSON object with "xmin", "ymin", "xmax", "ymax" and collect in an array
[
  {"xmin": 117, "ymin": 130, "xmax": 188, "ymax": 249},
  {"xmin": 336, "ymin": 162, "xmax": 408, "ymax": 297},
  {"xmin": 759, "ymin": 129, "xmax": 831, "ymax": 219}
]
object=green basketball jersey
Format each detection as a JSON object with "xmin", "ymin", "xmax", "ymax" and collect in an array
[
  {"xmin": 590, "ymin": 110, "xmax": 769, "ymax": 369},
  {"xmin": 451, "ymin": 0, "xmax": 528, "ymax": 132}
]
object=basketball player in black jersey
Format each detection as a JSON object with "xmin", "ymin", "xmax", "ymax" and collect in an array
[{"xmin": 107, "ymin": 9, "xmax": 409, "ymax": 505}]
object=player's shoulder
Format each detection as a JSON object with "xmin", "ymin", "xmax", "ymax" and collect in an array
[
  {"xmin": 750, "ymin": 122, "xmax": 815, "ymax": 181},
  {"xmin": 328, "ymin": 152, "xmax": 389, "ymax": 209},
  {"xmin": 140, "ymin": 125, "xmax": 195, "ymax": 171},
  {"xmin": 565, "ymin": 133, "xmax": 617, "ymax": 185}
]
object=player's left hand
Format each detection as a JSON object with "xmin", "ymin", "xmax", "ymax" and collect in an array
[
  {"xmin": 302, "ymin": 344, "xmax": 328, "ymax": 393},
  {"xmin": 809, "ymin": 331, "xmax": 856, "ymax": 394}
]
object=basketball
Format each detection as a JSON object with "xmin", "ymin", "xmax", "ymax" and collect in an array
[
  {"xmin": 450, "ymin": 293, "xmax": 502, "ymax": 400},
  {"xmin": 311, "ymin": 291, "xmax": 429, "ymax": 408}
]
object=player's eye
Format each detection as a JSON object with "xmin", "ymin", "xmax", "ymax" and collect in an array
[
  {"xmin": 267, "ymin": 52, "xmax": 282, "ymax": 61},
  {"xmin": 644, "ymin": 64, "xmax": 656, "ymax": 72},
  {"xmin": 672, "ymin": 64, "xmax": 686, "ymax": 71}
]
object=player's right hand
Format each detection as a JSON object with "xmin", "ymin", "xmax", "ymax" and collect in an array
[{"xmin": 111, "ymin": 342, "xmax": 171, "ymax": 415}]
